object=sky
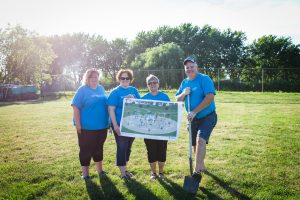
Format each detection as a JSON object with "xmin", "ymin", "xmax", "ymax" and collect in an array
[{"xmin": 0, "ymin": 0, "xmax": 300, "ymax": 44}]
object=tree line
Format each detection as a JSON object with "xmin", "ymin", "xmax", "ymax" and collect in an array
[{"xmin": 0, "ymin": 23, "xmax": 299, "ymax": 91}]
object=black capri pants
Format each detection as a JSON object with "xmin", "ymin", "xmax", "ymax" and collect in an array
[
  {"xmin": 144, "ymin": 139, "xmax": 168, "ymax": 163},
  {"xmin": 77, "ymin": 129, "xmax": 107, "ymax": 166}
]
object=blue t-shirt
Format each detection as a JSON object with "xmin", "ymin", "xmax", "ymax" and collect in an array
[
  {"xmin": 71, "ymin": 85, "xmax": 109, "ymax": 130},
  {"xmin": 107, "ymin": 85, "xmax": 141, "ymax": 125},
  {"xmin": 142, "ymin": 91, "xmax": 170, "ymax": 102},
  {"xmin": 176, "ymin": 73, "xmax": 216, "ymax": 119}
]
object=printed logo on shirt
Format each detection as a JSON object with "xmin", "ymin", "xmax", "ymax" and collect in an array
[{"xmin": 192, "ymin": 87, "xmax": 198, "ymax": 91}]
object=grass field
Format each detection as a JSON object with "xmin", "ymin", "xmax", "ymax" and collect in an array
[{"xmin": 0, "ymin": 91, "xmax": 299, "ymax": 199}]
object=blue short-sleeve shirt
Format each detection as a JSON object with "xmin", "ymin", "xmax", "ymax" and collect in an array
[
  {"xmin": 142, "ymin": 91, "xmax": 170, "ymax": 102},
  {"xmin": 176, "ymin": 73, "xmax": 216, "ymax": 119},
  {"xmin": 107, "ymin": 86, "xmax": 141, "ymax": 125},
  {"xmin": 71, "ymin": 85, "xmax": 109, "ymax": 130}
]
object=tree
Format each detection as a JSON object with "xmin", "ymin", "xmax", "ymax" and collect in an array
[
  {"xmin": 131, "ymin": 43, "xmax": 184, "ymax": 88},
  {"xmin": 0, "ymin": 25, "xmax": 55, "ymax": 90},
  {"xmin": 248, "ymin": 35, "xmax": 300, "ymax": 82},
  {"xmin": 100, "ymin": 38, "xmax": 129, "ymax": 82}
]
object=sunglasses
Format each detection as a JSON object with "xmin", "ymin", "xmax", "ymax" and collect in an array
[
  {"xmin": 120, "ymin": 77, "xmax": 130, "ymax": 80},
  {"xmin": 148, "ymin": 81, "xmax": 158, "ymax": 85}
]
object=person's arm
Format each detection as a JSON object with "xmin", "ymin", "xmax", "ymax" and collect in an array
[
  {"xmin": 72, "ymin": 105, "xmax": 81, "ymax": 134},
  {"xmin": 108, "ymin": 106, "xmax": 120, "ymax": 135},
  {"xmin": 187, "ymin": 93, "xmax": 214, "ymax": 121},
  {"xmin": 175, "ymin": 87, "xmax": 190, "ymax": 102}
]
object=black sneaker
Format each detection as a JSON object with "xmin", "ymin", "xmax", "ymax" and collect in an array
[
  {"xmin": 158, "ymin": 173, "xmax": 165, "ymax": 179},
  {"xmin": 192, "ymin": 172, "xmax": 202, "ymax": 182},
  {"xmin": 81, "ymin": 175, "xmax": 91, "ymax": 180},
  {"xmin": 98, "ymin": 171, "xmax": 107, "ymax": 178},
  {"xmin": 121, "ymin": 175, "xmax": 129, "ymax": 181}
]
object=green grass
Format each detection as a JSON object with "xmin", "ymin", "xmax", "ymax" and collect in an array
[{"xmin": 0, "ymin": 91, "xmax": 299, "ymax": 199}]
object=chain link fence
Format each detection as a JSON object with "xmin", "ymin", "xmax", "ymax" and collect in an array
[{"xmin": 43, "ymin": 68, "xmax": 300, "ymax": 93}]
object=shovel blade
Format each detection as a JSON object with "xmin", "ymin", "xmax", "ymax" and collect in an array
[{"xmin": 183, "ymin": 176, "xmax": 200, "ymax": 194}]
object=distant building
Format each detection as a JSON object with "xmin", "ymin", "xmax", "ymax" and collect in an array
[{"xmin": 0, "ymin": 84, "xmax": 38, "ymax": 101}]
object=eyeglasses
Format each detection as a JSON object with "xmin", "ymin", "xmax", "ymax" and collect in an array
[
  {"xmin": 89, "ymin": 76, "xmax": 98, "ymax": 79},
  {"xmin": 120, "ymin": 77, "xmax": 130, "ymax": 80},
  {"xmin": 148, "ymin": 81, "xmax": 158, "ymax": 85}
]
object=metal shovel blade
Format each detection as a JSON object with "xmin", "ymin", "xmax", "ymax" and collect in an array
[{"xmin": 183, "ymin": 175, "xmax": 200, "ymax": 194}]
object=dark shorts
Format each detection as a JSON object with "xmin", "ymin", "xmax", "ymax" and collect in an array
[
  {"xmin": 189, "ymin": 111, "xmax": 217, "ymax": 146},
  {"xmin": 77, "ymin": 129, "xmax": 107, "ymax": 166},
  {"xmin": 144, "ymin": 139, "xmax": 168, "ymax": 163}
]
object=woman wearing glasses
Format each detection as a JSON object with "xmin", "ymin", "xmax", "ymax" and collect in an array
[
  {"xmin": 71, "ymin": 68, "xmax": 109, "ymax": 180},
  {"xmin": 108, "ymin": 69, "xmax": 141, "ymax": 180},
  {"xmin": 142, "ymin": 74, "xmax": 170, "ymax": 179}
]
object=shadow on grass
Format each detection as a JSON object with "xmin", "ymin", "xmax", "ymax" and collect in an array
[
  {"xmin": 157, "ymin": 177, "xmax": 199, "ymax": 200},
  {"xmin": 99, "ymin": 175, "xmax": 124, "ymax": 200},
  {"xmin": 84, "ymin": 179, "xmax": 104, "ymax": 200},
  {"xmin": 124, "ymin": 178, "xmax": 160, "ymax": 200},
  {"xmin": 205, "ymin": 171, "xmax": 251, "ymax": 200},
  {"xmin": 199, "ymin": 187, "xmax": 224, "ymax": 200},
  {"xmin": 85, "ymin": 175, "xmax": 124, "ymax": 200}
]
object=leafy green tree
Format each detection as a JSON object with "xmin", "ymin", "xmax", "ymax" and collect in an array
[
  {"xmin": 131, "ymin": 43, "xmax": 184, "ymax": 87},
  {"xmin": 0, "ymin": 25, "xmax": 55, "ymax": 91},
  {"xmin": 248, "ymin": 35, "xmax": 300, "ymax": 82},
  {"xmin": 102, "ymin": 38, "xmax": 129, "ymax": 82}
]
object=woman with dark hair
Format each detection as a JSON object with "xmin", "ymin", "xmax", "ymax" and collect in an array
[{"xmin": 108, "ymin": 69, "xmax": 141, "ymax": 180}]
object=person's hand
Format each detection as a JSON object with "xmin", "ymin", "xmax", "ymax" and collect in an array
[
  {"xmin": 125, "ymin": 94, "xmax": 135, "ymax": 98},
  {"xmin": 183, "ymin": 87, "xmax": 191, "ymax": 96},
  {"xmin": 76, "ymin": 125, "xmax": 82, "ymax": 134},
  {"xmin": 187, "ymin": 111, "xmax": 196, "ymax": 121},
  {"xmin": 114, "ymin": 125, "xmax": 121, "ymax": 136}
]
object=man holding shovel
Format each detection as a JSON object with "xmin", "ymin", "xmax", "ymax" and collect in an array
[{"xmin": 176, "ymin": 57, "xmax": 217, "ymax": 191}]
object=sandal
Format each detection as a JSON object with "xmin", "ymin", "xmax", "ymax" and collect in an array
[
  {"xmin": 125, "ymin": 170, "xmax": 134, "ymax": 177},
  {"xmin": 150, "ymin": 173, "xmax": 157, "ymax": 179}
]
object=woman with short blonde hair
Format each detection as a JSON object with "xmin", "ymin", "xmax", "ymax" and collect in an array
[
  {"xmin": 82, "ymin": 68, "xmax": 100, "ymax": 86},
  {"xmin": 71, "ymin": 68, "xmax": 109, "ymax": 180},
  {"xmin": 142, "ymin": 74, "xmax": 170, "ymax": 179}
]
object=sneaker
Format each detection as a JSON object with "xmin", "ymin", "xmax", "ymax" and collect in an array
[
  {"xmin": 98, "ymin": 171, "xmax": 107, "ymax": 177},
  {"xmin": 121, "ymin": 175, "xmax": 129, "ymax": 181},
  {"xmin": 81, "ymin": 175, "xmax": 91, "ymax": 180},
  {"xmin": 150, "ymin": 173, "xmax": 157, "ymax": 179},
  {"xmin": 125, "ymin": 170, "xmax": 134, "ymax": 178},
  {"xmin": 158, "ymin": 173, "xmax": 165, "ymax": 179},
  {"xmin": 192, "ymin": 172, "xmax": 202, "ymax": 182}
]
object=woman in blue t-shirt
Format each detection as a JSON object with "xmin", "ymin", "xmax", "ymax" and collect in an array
[
  {"xmin": 142, "ymin": 74, "xmax": 170, "ymax": 179},
  {"xmin": 71, "ymin": 68, "xmax": 109, "ymax": 180},
  {"xmin": 107, "ymin": 69, "xmax": 141, "ymax": 180}
]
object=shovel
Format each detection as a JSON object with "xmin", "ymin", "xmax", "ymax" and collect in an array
[{"xmin": 183, "ymin": 95, "xmax": 201, "ymax": 194}]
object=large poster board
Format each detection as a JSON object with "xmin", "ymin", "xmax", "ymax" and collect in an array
[{"xmin": 120, "ymin": 98, "xmax": 183, "ymax": 140}]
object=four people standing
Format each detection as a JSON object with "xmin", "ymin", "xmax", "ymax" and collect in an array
[{"xmin": 72, "ymin": 57, "xmax": 217, "ymax": 182}]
